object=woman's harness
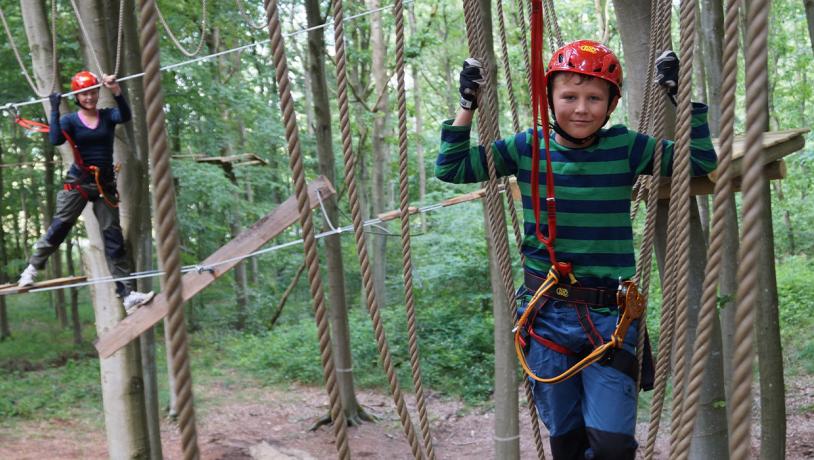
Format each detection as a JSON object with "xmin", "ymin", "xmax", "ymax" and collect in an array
[{"xmin": 15, "ymin": 115, "xmax": 119, "ymax": 208}]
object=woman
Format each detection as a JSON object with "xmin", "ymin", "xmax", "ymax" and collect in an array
[{"xmin": 18, "ymin": 71, "xmax": 153, "ymax": 313}]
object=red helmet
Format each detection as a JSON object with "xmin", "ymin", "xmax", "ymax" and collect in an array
[
  {"xmin": 70, "ymin": 71, "xmax": 99, "ymax": 92},
  {"xmin": 546, "ymin": 40, "xmax": 623, "ymax": 94}
]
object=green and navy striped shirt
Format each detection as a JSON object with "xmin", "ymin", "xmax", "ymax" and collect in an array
[{"xmin": 436, "ymin": 103, "xmax": 717, "ymax": 288}]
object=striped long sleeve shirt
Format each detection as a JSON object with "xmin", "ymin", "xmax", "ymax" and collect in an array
[{"xmin": 435, "ymin": 103, "xmax": 718, "ymax": 288}]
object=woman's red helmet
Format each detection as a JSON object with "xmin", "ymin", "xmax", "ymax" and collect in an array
[
  {"xmin": 70, "ymin": 71, "xmax": 99, "ymax": 92},
  {"xmin": 546, "ymin": 40, "xmax": 623, "ymax": 94}
]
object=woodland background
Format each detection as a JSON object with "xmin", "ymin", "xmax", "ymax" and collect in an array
[{"xmin": 0, "ymin": 0, "xmax": 812, "ymax": 458}]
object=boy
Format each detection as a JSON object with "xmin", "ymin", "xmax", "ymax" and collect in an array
[{"xmin": 436, "ymin": 40, "xmax": 717, "ymax": 459}]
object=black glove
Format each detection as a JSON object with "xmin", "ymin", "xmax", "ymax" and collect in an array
[
  {"xmin": 655, "ymin": 50, "xmax": 679, "ymax": 105},
  {"xmin": 49, "ymin": 92, "xmax": 62, "ymax": 112},
  {"xmin": 459, "ymin": 58, "xmax": 485, "ymax": 110}
]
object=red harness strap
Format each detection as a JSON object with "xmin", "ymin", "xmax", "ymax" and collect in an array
[{"xmin": 529, "ymin": 0, "xmax": 572, "ymax": 277}]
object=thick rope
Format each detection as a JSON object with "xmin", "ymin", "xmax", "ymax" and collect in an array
[
  {"xmin": 729, "ymin": 0, "xmax": 769, "ymax": 457},
  {"xmin": 642, "ymin": 4, "xmax": 686, "ymax": 459},
  {"xmin": 0, "ymin": 0, "xmax": 58, "ymax": 97},
  {"xmin": 512, "ymin": 0, "xmax": 533, "ymax": 100},
  {"xmin": 393, "ymin": 0, "xmax": 436, "ymax": 457},
  {"xmin": 665, "ymin": 0, "xmax": 700, "ymax": 452},
  {"xmin": 71, "ymin": 0, "xmax": 126, "ymax": 76},
  {"xmin": 156, "ymin": 0, "xmax": 208, "ymax": 57},
  {"xmin": 327, "ymin": 0, "xmax": 423, "ymax": 458},
  {"xmin": 262, "ymin": 1, "xmax": 351, "ymax": 458},
  {"xmin": 672, "ymin": 0, "xmax": 741, "ymax": 456},
  {"xmin": 495, "ymin": 0, "xmax": 545, "ymax": 457},
  {"xmin": 136, "ymin": 1, "xmax": 199, "ymax": 458}
]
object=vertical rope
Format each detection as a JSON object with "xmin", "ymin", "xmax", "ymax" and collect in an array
[
  {"xmin": 642, "ymin": 1, "xmax": 685, "ymax": 457},
  {"xmin": 495, "ymin": 0, "xmax": 545, "ymax": 457},
  {"xmin": 729, "ymin": 0, "xmax": 769, "ymax": 457},
  {"xmin": 672, "ymin": 0, "xmax": 741, "ymax": 456},
  {"xmin": 666, "ymin": 0, "xmax": 700, "ymax": 452},
  {"xmin": 328, "ymin": 0, "xmax": 424, "ymax": 457},
  {"xmin": 135, "ymin": 1, "xmax": 199, "ymax": 458},
  {"xmin": 262, "ymin": 1, "xmax": 351, "ymax": 458},
  {"xmin": 393, "ymin": 0, "xmax": 436, "ymax": 457}
]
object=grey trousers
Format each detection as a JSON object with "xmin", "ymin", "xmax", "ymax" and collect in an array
[{"xmin": 29, "ymin": 179, "xmax": 134, "ymax": 297}]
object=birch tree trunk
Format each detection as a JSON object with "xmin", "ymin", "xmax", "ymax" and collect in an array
[
  {"xmin": 35, "ymin": 0, "xmax": 151, "ymax": 456},
  {"xmin": 368, "ymin": 0, "xmax": 391, "ymax": 308},
  {"xmin": 108, "ymin": 0, "xmax": 163, "ymax": 456}
]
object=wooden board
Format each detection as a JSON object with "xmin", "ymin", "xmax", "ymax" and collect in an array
[
  {"xmin": 95, "ymin": 176, "xmax": 335, "ymax": 358},
  {"xmin": 0, "ymin": 275, "xmax": 88, "ymax": 296}
]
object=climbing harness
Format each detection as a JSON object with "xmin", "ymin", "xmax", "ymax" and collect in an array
[
  {"xmin": 513, "ymin": 267, "xmax": 646, "ymax": 384},
  {"xmin": 13, "ymin": 115, "xmax": 119, "ymax": 209}
]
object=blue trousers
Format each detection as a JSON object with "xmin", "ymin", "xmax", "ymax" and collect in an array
[{"xmin": 520, "ymin": 289, "xmax": 639, "ymax": 460}]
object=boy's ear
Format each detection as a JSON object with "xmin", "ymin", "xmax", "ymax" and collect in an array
[{"xmin": 608, "ymin": 95, "xmax": 620, "ymax": 114}]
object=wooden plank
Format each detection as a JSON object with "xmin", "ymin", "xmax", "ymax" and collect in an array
[
  {"xmin": 0, "ymin": 275, "xmax": 88, "ymax": 296},
  {"xmin": 95, "ymin": 176, "xmax": 336, "ymax": 358}
]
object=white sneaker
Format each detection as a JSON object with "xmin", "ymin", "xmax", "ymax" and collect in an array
[
  {"xmin": 18, "ymin": 264, "xmax": 38, "ymax": 287},
  {"xmin": 123, "ymin": 291, "xmax": 155, "ymax": 314}
]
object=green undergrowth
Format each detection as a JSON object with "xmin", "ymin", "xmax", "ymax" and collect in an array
[
  {"xmin": 1, "ymin": 254, "xmax": 812, "ymax": 425},
  {"xmin": 776, "ymin": 255, "xmax": 814, "ymax": 375}
]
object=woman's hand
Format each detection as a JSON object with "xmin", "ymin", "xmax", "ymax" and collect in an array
[{"xmin": 102, "ymin": 74, "xmax": 122, "ymax": 96}]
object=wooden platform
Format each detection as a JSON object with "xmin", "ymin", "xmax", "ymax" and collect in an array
[
  {"xmin": 0, "ymin": 275, "xmax": 88, "ymax": 296},
  {"xmin": 95, "ymin": 176, "xmax": 336, "ymax": 358}
]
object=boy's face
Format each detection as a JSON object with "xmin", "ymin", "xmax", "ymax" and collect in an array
[{"xmin": 550, "ymin": 72, "xmax": 618, "ymax": 147}]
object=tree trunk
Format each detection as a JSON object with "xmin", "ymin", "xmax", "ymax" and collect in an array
[
  {"xmin": 0, "ymin": 135, "xmax": 9, "ymax": 340},
  {"xmin": 469, "ymin": 0, "xmax": 520, "ymax": 456},
  {"xmin": 108, "ymin": 0, "xmax": 163, "ymax": 456},
  {"xmin": 408, "ymin": 5, "xmax": 427, "ymax": 231},
  {"xmin": 756, "ymin": 185, "xmax": 786, "ymax": 460},
  {"xmin": 805, "ymin": 0, "xmax": 814, "ymax": 55},
  {"xmin": 53, "ymin": 0, "xmax": 151, "ymax": 456},
  {"xmin": 305, "ymin": 0, "xmax": 368, "ymax": 425},
  {"xmin": 612, "ymin": 0, "xmax": 654, "ymax": 127},
  {"xmin": 67, "ymin": 238, "xmax": 82, "ymax": 345},
  {"xmin": 701, "ymin": 0, "xmax": 724, "ymax": 134},
  {"xmin": 772, "ymin": 182, "xmax": 795, "ymax": 253},
  {"xmin": 718, "ymin": 201, "xmax": 739, "ymax": 400},
  {"xmin": 43, "ymin": 141, "xmax": 67, "ymax": 327},
  {"xmin": 367, "ymin": 0, "xmax": 391, "ymax": 308}
]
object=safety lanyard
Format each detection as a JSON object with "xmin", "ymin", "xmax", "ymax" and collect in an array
[
  {"xmin": 529, "ymin": 0, "xmax": 571, "ymax": 276},
  {"xmin": 14, "ymin": 116, "xmax": 84, "ymax": 168}
]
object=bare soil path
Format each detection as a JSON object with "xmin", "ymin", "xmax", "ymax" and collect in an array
[{"xmin": 1, "ymin": 375, "xmax": 811, "ymax": 459}]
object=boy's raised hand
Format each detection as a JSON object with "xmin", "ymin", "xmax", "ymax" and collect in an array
[
  {"xmin": 459, "ymin": 58, "xmax": 485, "ymax": 110},
  {"xmin": 655, "ymin": 50, "xmax": 679, "ymax": 104}
]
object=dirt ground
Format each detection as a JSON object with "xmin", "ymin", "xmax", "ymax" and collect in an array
[{"xmin": 1, "ymin": 375, "xmax": 812, "ymax": 459}]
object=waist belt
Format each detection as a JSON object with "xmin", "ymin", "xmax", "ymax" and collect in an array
[{"xmin": 524, "ymin": 271, "xmax": 617, "ymax": 307}]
